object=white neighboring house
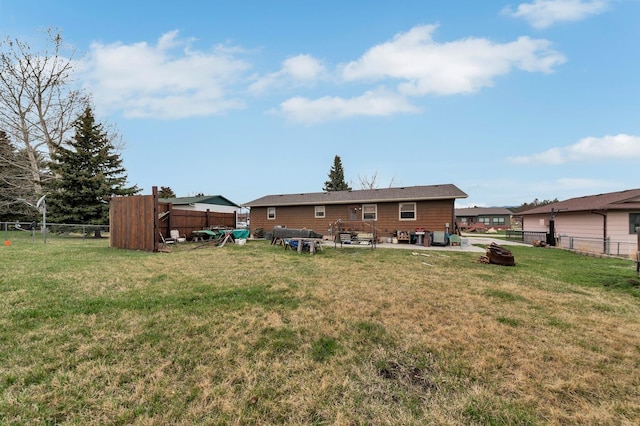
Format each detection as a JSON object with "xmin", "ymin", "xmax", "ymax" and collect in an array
[
  {"xmin": 159, "ymin": 195, "xmax": 242, "ymax": 222},
  {"xmin": 519, "ymin": 188, "xmax": 640, "ymax": 258}
]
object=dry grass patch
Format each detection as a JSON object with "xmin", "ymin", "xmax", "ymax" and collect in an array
[{"xmin": 1, "ymin": 237, "xmax": 639, "ymax": 424}]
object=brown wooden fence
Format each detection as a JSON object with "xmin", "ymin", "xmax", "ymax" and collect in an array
[
  {"xmin": 157, "ymin": 204, "xmax": 236, "ymax": 241},
  {"xmin": 110, "ymin": 187, "xmax": 236, "ymax": 251}
]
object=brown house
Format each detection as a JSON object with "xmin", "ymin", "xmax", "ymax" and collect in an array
[{"xmin": 244, "ymin": 184, "xmax": 468, "ymax": 242}]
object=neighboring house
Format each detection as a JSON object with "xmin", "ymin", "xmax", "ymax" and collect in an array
[
  {"xmin": 455, "ymin": 207, "xmax": 513, "ymax": 231},
  {"xmin": 159, "ymin": 195, "xmax": 241, "ymax": 214},
  {"xmin": 518, "ymin": 188, "xmax": 640, "ymax": 257},
  {"xmin": 244, "ymin": 184, "xmax": 468, "ymax": 241}
]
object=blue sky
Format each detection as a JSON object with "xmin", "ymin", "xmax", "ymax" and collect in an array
[{"xmin": 1, "ymin": 0, "xmax": 639, "ymax": 207}]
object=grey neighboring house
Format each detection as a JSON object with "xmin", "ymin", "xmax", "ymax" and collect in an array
[
  {"xmin": 518, "ymin": 188, "xmax": 640, "ymax": 257},
  {"xmin": 455, "ymin": 207, "xmax": 513, "ymax": 230},
  {"xmin": 159, "ymin": 195, "xmax": 241, "ymax": 214}
]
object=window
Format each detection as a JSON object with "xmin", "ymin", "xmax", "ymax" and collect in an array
[
  {"xmin": 362, "ymin": 204, "xmax": 377, "ymax": 220},
  {"xmin": 267, "ymin": 207, "xmax": 276, "ymax": 220},
  {"xmin": 492, "ymin": 217, "xmax": 505, "ymax": 225},
  {"xmin": 630, "ymin": 213, "xmax": 640, "ymax": 234},
  {"xmin": 479, "ymin": 217, "xmax": 491, "ymax": 225},
  {"xmin": 315, "ymin": 206, "xmax": 325, "ymax": 218},
  {"xmin": 399, "ymin": 202, "xmax": 416, "ymax": 220}
]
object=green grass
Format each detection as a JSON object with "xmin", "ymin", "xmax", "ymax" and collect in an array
[{"xmin": 1, "ymin": 234, "xmax": 639, "ymax": 424}]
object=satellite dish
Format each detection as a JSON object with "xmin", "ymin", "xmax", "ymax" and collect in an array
[{"xmin": 36, "ymin": 195, "xmax": 47, "ymax": 209}]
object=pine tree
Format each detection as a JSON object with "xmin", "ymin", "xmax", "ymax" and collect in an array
[
  {"xmin": 323, "ymin": 155, "xmax": 351, "ymax": 191},
  {"xmin": 158, "ymin": 186, "xmax": 176, "ymax": 198},
  {"xmin": 47, "ymin": 107, "xmax": 139, "ymax": 233}
]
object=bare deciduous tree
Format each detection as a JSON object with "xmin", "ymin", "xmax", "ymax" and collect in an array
[
  {"xmin": 0, "ymin": 28, "xmax": 89, "ymax": 197},
  {"xmin": 357, "ymin": 172, "xmax": 399, "ymax": 189}
]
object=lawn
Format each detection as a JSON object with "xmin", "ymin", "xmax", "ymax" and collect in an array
[{"xmin": 1, "ymin": 233, "xmax": 639, "ymax": 425}]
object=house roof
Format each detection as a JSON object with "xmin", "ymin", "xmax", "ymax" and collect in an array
[
  {"xmin": 519, "ymin": 188, "xmax": 640, "ymax": 216},
  {"xmin": 455, "ymin": 207, "xmax": 513, "ymax": 217},
  {"xmin": 244, "ymin": 184, "xmax": 468, "ymax": 207},
  {"xmin": 159, "ymin": 195, "xmax": 240, "ymax": 208}
]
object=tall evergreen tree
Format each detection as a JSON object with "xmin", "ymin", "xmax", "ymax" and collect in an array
[
  {"xmin": 158, "ymin": 186, "xmax": 176, "ymax": 198},
  {"xmin": 47, "ymin": 107, "xmax": 139, "ymax": 231},
  {"xmin": 323, "ymin": 155, "xmax": 351, "ymax": 191}
]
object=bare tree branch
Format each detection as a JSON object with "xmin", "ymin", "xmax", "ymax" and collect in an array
[{"xmin": 0, "ymin": 28, "xmax": 88, "ymax": 197}]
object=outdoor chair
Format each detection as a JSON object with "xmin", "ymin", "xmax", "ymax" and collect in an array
[
  {"xmin": 159, "ymin": 232, "xmax": 176, "ymax": 251},
  {"xmin": 336, "ymin": 233, "xmax": 352, "ymax": 248},
  {"xmin": 170, "ymin": 229, "xmax": 187, "ymax": 243}
]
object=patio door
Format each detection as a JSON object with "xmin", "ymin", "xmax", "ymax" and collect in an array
[{"xmin": 348, "ymin": 205, "xmax": 359, "ymax": 221}]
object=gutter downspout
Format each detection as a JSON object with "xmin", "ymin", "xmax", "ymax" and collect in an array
[{"xmin": 591, "ymin": 210, "xmax": 607, "ymax": 254}]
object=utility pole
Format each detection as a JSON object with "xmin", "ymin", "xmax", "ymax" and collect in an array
[{"xmin": 18, "ymin": 195, "xmax": 47, "ymax": 244}]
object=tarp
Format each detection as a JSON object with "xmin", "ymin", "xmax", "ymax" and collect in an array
[
  {"xmin": 195, "ymin": 229, "xmax": 250, "ymax": 240},
  {"xmin": 272, "ymin": 227, "xmax": 323, "ymax": 239},
  {"xmin": 228, "ymin": 229, "xmax": 250, "ymax": 239}
]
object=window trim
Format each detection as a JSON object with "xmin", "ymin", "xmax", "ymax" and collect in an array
[
  {"xmin": 315, "ymin": 205, "xmax": 325, "ymax": 218},
  {"xmin": 267, "ymin": 207, "xmax": 276, "ymax": 220},
  {"xmin": 399, "ymin": 202, "xmax": 416, "ymax": 221},
  {"xmin": 630, "ymin": 213, "xmax": 640, "ymax": 234},
  {"xmin": 362, "ymin": 204, "xmax": 377, "ymax": 221}
]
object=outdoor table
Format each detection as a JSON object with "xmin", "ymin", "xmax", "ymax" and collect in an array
[
  {"xmin": 284, "ymin": 237, "xmax": 323, "ymax": 254},
  {"xmin": 192, "ymin": 229, "xmax": 221, "ymax": 241}
]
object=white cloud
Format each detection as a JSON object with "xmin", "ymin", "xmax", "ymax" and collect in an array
[
  {"xmin": 275, "ymin": 88, "xmax": 420, "ymax": 124},
  {"xmin": 341, "ymin": 24, "xmax": 566, "ymax": 96},
  {"xmin": 509, "ymin": 134, "xmax": 640, "ymax": 164},
  {"xmin": 249, "ymin": 54, "xmax": 326, "ymax": 95},
  {"xmin": 282, "ymin": 55, "xmax": 325, "ymax": 81},
  {"xmin": 502, "ymin": 0, "xmax": 610, "ymax": 29},
  {"xmin": 80, "ymin": 30, "xmax": 250, "ymax": 119}
]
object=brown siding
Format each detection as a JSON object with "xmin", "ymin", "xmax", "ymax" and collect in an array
[{"xmin": 249, "ymin": 199, "xmax": 455, "ymax": 240}]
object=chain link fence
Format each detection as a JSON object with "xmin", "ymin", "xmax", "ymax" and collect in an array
[
  {"xmin": 2, "ymin": 221, "xmax": 109, "ymax": 243},
  {"xmin": 506, "ymin": 230, "xmax": 637, "ymax": 259},
  {"xmin": 557, "ymin": 235, "xmax": 637, "ymax": 259}
]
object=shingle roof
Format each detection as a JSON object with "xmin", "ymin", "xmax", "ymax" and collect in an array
[
  {"xmin": 159, "ymin": 195, "xmax": 240, "ymax": 208},
  {"xmin": 455, "ymin": 207, "xmax": 513, "ymax": 217},
  {"xmin": 519, "ymin": 188, "xmax": 640, "ymax": 215},
  {"xmin": 244, "ymin": 184, "xmax": 467, "ymax": 207}
]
